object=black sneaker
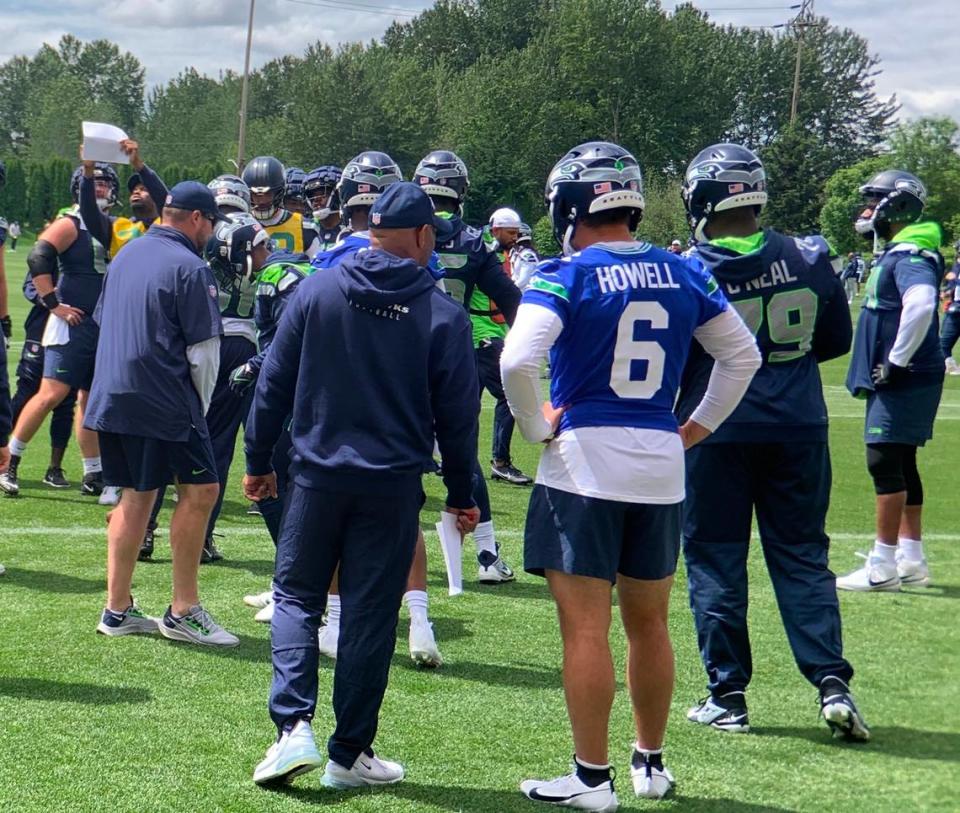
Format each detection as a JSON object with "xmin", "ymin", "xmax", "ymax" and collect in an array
[
  {"xmin": 687, "ymin": 692, "xmax": 750, "ymax": 732},
  {"xmin": 820, "ymin": 676, "xmax": 870, "ymax": 741},
  {"xmin": 43, "ymin": 467, "xmax": 71, "ymax": 489},
  {"xmin": 246, "ymin": 501, "xmax": 262, "ymax": 516},
  {"xmin": 0, "ymin": 456, "xmax": 20, "ymax": 497},
  {"xmin": 490, "ymin": 459, "xmax": 533, "ymax": 485},
  {"xmin": 200, "ymin": 536, "xmax": 224, "ymax": 564},
  {"xmin": 80, "ymin": 472, "xmax": 105, "ymax": 496},
  {"xmin": 138, "ymin": 524, "xmax": 156, "ymax": 562}
]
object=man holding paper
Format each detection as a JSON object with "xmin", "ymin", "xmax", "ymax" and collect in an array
[{"xmin": 244, "ymin": 182, "xmax": 479, "ymax": 790}]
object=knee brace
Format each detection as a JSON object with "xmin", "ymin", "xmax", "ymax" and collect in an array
[{"xmin": 866, "ymin": 444, "xmax": 908, "ymax": 495}]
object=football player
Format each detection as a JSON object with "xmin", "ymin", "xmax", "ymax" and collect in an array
[
  {"xmin": 501, "ymin": 141, "xmax": 759, "ymax": 807},
  {"xmin": 242, "ymin": 156, "xmax": 320, "ymax": 256},
  {"xmin": 839, "ymin": 170, "xmax": 944, "ymax": 592},
  {"xmin": 303, "ymin": 165, "xmax": 343, "ymax": 250},
  {"xmin": 414, "ymin": 149, "xmax": 523, "ymax": 580},
  {"xmin": 0, "ymin": 161, "xmax": 112, "ymax": 498},
  {"xmin": 283, "ymin": 166, "xmax": 307, "ymax": 216},
  {"xmin": 676, "ymin": 143, "xmax": 868, "ymax": 741},
  {"xmin": 208, "ymin": 174, "xmax": 252, "ymax": 216}
]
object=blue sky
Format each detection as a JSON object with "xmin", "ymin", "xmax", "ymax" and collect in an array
[{"xmin": 3, "ymin": 0, "xmax": 958, "ymax": 123}]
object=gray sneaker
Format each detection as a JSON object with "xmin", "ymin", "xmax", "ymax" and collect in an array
[
  {"xmin": 96, "ymin": 603, "xmax": 159, "ymax": 636},
  {"xmin": 159, "ymin": 604, "xmax": 239, "ymax": 647}
]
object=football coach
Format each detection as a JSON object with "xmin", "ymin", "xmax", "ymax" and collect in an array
[
  {"xmin": 245, "ymin": 182, "xmax": 480, "ymax": 789},
  {"xmin": 85, "ymin": 181, "xmax": 239, "ymax": 647}
]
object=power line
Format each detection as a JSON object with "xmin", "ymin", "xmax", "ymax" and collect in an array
[
  {"xmin": 281, "ymin": 0, "xmax": 421, "ymax": 17},
  {"xmin": 690, "ymin": 4, "xmax": 801, "ymax": 10}
]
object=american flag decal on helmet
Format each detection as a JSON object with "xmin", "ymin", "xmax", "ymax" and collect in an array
[
  {"xmin": 358, "ymin": 184, "xmax": 371, "ymax": 193},
  {"xmin": 728, "ymin": 183, "xmax": 744, "ymax": 193},
  {"xmin": 593, "ymin": 182, "xmax": 613, "ymax": 194}
]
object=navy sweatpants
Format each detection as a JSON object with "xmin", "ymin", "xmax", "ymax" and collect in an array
[
  {"xmin": 258, "ymin": 424, "xmax": 293, "ymax": 545},
  {"xmin": 269, "ymin": 481, "xmax": 421, "ymax": 767},
  {"xmin": 683, "ymin": 441, "xmax": 853, "ymax": 695},
  {"xmin": 476, "ymin": 337, "xmax": 515, "ymax": 463}
]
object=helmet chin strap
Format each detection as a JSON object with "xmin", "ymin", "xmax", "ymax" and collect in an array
[{"xmin": 561, "ymin": 222, "xmax": 576, "ymax": 257}]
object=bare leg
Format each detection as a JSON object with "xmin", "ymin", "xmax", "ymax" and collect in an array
[
  {"xmin": 74, "ymin": 390, "xmax": 100, "ymax": 458},
  {"xmin": 545, "ymin": 570, "xmax": 614, "ymax": 765},
  {"xmin": 169, "ymin": 481, "xmax": 219, "ymax": 615},
  {"xmin": 876, "ymin": 492, "xmax": 906, "ymax": 546},
  {"xmin": 899, "ymin": 504, "xmax": 922, "ymax": 541},
  {"xmin": 617, "ymin": 574, "xmax": 675, "ymax": 750},
  {"xmin": 406, "ymin": 528, "xmax": 427, "ymax": 591},
  {"xmin": 106, "ymin": 489, "xmax": 158, "ymax": 612},
  {"xmin": 10, "ymin": 378, "xmax": 70, "ymax": 444}
]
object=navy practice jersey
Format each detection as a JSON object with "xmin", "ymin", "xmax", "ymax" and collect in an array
[
  {"xmin": 676, "ymin": 229, "xmax": 851, "ymax": 443},
  {"xmin": 248, "ymin": 251, "xmax": 314, "ymax": 376},
  {"xmin": 846, "ymin": 221, "xmax": 945, "ymax": 396},
  {"xmin": 523, "ymin": 241, "xmax": 728, "ymax": 435}
]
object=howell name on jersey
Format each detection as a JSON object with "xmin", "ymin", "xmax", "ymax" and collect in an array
[{"xmin": 593, "ymin": 260, "xmax": 681, "ymax": 294}]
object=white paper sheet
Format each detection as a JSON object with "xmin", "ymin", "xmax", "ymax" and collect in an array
[
  {"xmin": 435, "ymin": 512, "xmax": 464, "ymax": 597},
  {"xmin": 81, "ymin": 121, "xmax": 130, "ymax": 164}
]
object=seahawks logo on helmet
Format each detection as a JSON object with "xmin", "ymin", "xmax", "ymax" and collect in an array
[
  {"xmin": 336, "ymin": 151, "xmax": 402, "ymax": 223},
  {"xmin": 204, "ymin": 212, "xmax": 271, "ymax": 285},
  {"xmin": 681, "ymin": 143, "xmax": 767, "ymax": 240},
  {"xmin": 208, "ymin": 174, "xmax": 251, "ymax": 214},
  {"xmin": 414, "ymin": 150, "xmax": 470, "ymax": 203}
]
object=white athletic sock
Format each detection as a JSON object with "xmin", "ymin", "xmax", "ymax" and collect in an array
[
  {"xmin": 82, "ymin": 456, "xmax": 102, "ymax": 475},
  {"xmin": 325, "ymin": 594, "xmax": 341, "ymax": 627},
  {"xmin": 871, "ymin": 540, "xmax": 897, "ymax": 564},
  {"xmin": 634, "ymin": 742, "xmax": 663, "ymax": 756},
  {"xmin": 474, "ymin": 520, "xmax": 497, "ymax": 557},
  {"xmin": 9, "ymin": 437, "xmax": 27, "ymax": 457},
  {"xmin": 404, "ymin": 590, "xmax": 429, "ymax": 625},
  {"xmin": 899, "ymin": 537, "xmax": 924, "ymax": 562}
]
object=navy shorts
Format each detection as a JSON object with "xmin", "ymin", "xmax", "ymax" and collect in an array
[
  {"xmin": 524, "ymin": 484, "xmax": 681, "ymax": 583},
  {"xmin": 42, "ymin": 316, "xmax": 99, "ymax": 391},
  {"xmin": 99, "ymin": 427, "xmax": 219, "ymax": 492},
  {"xmin": 865, "ymin": 380, "xmax": 943, "ymax": 446}
]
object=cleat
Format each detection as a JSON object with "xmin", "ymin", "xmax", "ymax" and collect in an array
[
  {"xmin": 99, "ymin": 485, "xmax": 121, "ymax": 506},
  {"xmin": 96, "ymin": 602, "xmax": 159, "ymax": 636},
  {"xmin": 478, "ymin": 551, "xmax": 515, "ymax": 583},
  {"xmin": 491, "ymin": 459, "xmax": 533, "ymax": 485},
  {"xmin": 244, "ymin": 589, "xmax": 274, "ymax": 609},
  {"xmin": 409, "ymin": 620, "xmax": 443, "ymax": 668},
  {"xmin": 254, "ymin": 600, "xmax": 275, "ymax": 623},
  {"xmin": 200, "ymin": 536, "xmax": 224, "ymax": 564},
  {"xmin": 0, "ymin": 459, "xmax": 20, "ymax": 497},
  {"xmin": 321, "ymin": 750, "xmax": 404, "ymax": 789},
  {"xmin": 630, "ymin": 749, "xmax": 675, "ymax": 800},
  {"xmin": 520, "ymin": 769, "xmax": 618, "ymax": 811},
  {"xmin": 896, "ymin": 553, "xmax": 930, "ymax": 588},
  {"xmin": 687, "ymin": 692, "xmax": 749, "ymax": 733},
  {"xmin": 42, "ymin": 467, "xmax": 70, "ymax": 488},
  {"xmin": 318, "ymin": 623, "xmax": 339, "ymax": 660},
  {"xmin": 820, "ymin": 677, "xmax": 870, "ymax": 741},
  {"xmin": 247, "ymin": 501, "xmax": 262, "ymax": 516},
  {"xmin": 253, "ymin": 719, "xmax": 323, "ymax": 786},
  {"xmin": 80, "ymin": 472, "xmax": 105, "ymax": 496},
  {"xmin": 138, "ymin": 524, "xmax": 156, "ymax": 562},
  {"xmin": 836, "ymin": 552, "xmax": 900, "ymax": 592},
  {"xmin": 159, "ymin": 604, "xmax": 239, "ymax": 647}
]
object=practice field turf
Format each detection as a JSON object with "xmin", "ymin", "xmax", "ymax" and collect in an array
[{"xmin": 1, "ymin": 239, "xmax": 958, "ymax": 812}]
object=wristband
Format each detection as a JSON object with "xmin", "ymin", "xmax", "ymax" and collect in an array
[{"xmin": 41, "ymin": 292, "xmax": 60, "ymax": 310}]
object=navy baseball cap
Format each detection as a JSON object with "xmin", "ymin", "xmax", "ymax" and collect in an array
[
  {"xmin": 369, "ymin": 182, "xmax": 455, "ymax": 241},
  {"xmin": 128, "ymin": 172, "xmax": 144, "ymax": 193},
  {"xmin": 164, "ymin": 181, "xmax": 229, "ymax": 222}
]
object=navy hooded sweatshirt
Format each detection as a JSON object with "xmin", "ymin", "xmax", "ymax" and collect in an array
[{"xmin": 244, "ymin": 247, "xmax": 479, "ymax": 508}]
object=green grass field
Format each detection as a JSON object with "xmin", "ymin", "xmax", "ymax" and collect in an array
[{"xmin": 1, "ymin": 238, "xmax": 958, "ymax": 812}]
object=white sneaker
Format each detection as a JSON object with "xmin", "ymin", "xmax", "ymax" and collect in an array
[
  {"xmin": 946, "ymin": 357, "xmax": 960, "ymax": 375},
  {"xmin": 478, "ymin": 551, "xmax": 516, "ymax": 583},
  {"xmin": 630, "ymin": 750, "xmax": 675, "ymax": 800},
  {"xmin": 409, "ymin": 620, "xmax": 443, "ymax": 668},
  {"xmin": 254, "ymin": 600, "xmax": 275, "ymax": 623},
  {"xmin": 98, "ymin": 486, "xmax": 121, "ymax": 506},
  {"xmin": 520, "ymin": 770, "xmax": 618, "ymax": 811},
  {"xmin": 836, "ymin": 553, "xmax": 900, "ymax": 592},
  {"xmin": 159, "ymin": 604, "xmax": 240, "ymax": 647},
  {"xmin": 244, "ymin": 589, "xmax": 274, "ymax": 609},
  {"xmin": 253, "ymin": 719, "xmax": 324, "ymax": 786},
  {"xmin": 322, "ymin": 750, "xmax": 404, "ymax": 788},
  {"xmin": 896, "ymin": 553, "xmax": 930, "ymax": 587},
  {"xmin": 318, "ymin": 623, "xmax": 339, "ymax": 660}
]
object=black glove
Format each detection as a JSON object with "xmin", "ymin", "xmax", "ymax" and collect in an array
[
  {"xmin": 0, "ymin": 315, "xmax": 11, "ymax": 351},
  {"xmin": 871, "ymin": 361, "xmax": 909, "ymax": 388},
  {"xmin": 228, "ymin": 362, "xmax": 256, "ymax": 396}
]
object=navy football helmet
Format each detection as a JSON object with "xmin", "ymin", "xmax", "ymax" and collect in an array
[
  {"xmin": 204, "ymin": 212, "xmax": 271, "ymax": 284},
  {"xmin": 242, "ymin": 156, "xmax": 286, "ymax": 220},
  {"xmin": 284, "ymin": 167, "xmax": 306, "ymax": 202},
  {"xmin": 545, "ymin": 141, "xmax": 644, "ymax": 253},
  {"xmin": 70, "ymin": 162, "xmax": 120, "ymax": 210},
  {"xmin": 304, "ymin": 165, "xmax": 342, "ymax": 219},
  {"xmin": 336, "ymin": 151, "xmax": 402, "ymax": 223},
  {"xmin": 413, "ymin": 150, "xmax": 469, "ymax": 207},
  {"xmin": 681, "ymin": 143, "xmax": 767, "ymax": 240},
  {"xmin": 856, "ymin": 169, "xmax": 926, "ymax": 240},
  {"xmin": 208, "ymin": 174, "xmax": 251, "ymax": 214}
]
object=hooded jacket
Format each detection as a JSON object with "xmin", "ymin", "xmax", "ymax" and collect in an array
[
  {"xmin": 245, "ymin": 248, "xmax": 478, "ymax": 507},
  {"xmin": 677, "ymin": 229, "xmax": 851, "ymax": 443}
]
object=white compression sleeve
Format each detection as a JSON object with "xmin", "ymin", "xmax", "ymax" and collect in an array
[
  {"xmin": 688, "ymin": 308, "xmax": 762, "ymax": 432},
  {"xmin": 186, "ymin": 335, "xmax": 221, "ymax": 416},
  {"xmin": 500, "ymin": 303, "xmax": 563, "ymax": 442},
  {"xmin": 888, "ymin": 284, "xmax": 937, "ymax": 367}
]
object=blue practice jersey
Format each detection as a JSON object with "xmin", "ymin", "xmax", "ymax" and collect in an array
[
  {"xmin": 312, "ymin": 230, "xmax": 444, "ymax": 280},
  {"xmin": 523, "ymin": 241, "xmax": 728, "ymax": 435}
]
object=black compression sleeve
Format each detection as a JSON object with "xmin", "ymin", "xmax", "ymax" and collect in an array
[{"xmin": 27, "ymin": 239, "xmax": 59, "ymax": 280}]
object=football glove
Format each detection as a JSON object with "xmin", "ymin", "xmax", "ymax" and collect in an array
[
  {"xmin": 871, "ymin": 361, "xmax": 909, "ymax": 388},
  {"xmin": 228, "ymin": 362, "xmax": 257, "ymax": 395},
  {"xmin": 0, "ymin": 315, "xmax": 11, "ymax": 350}
]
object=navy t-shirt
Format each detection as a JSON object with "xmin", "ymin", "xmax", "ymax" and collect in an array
[{"xmin": 84, "ymin": 225, "xmax": 222, "ymax": 441}]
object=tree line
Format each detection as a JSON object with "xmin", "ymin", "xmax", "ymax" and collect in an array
[{"xmin": 0, "ymin": 0, "xmax": 957, "ymax": 250}]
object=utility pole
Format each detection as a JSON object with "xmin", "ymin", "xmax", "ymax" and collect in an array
[
  {"xmin": 789, "ymin": 0, "xmax": 814, "ymax": 124},
  {"xmin": 237, "ymin": 0, "xmax": 256, "ymax": 172}
]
